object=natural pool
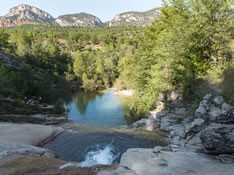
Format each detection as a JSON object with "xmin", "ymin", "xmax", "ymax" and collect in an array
[
  {"xmin": 44, "ymin": 131, "xmax": 159, "ymax": 167},
  {"xmin": 62, "ymin": 90, "xmax": 129, "ymax": 128},
  {"xmin": 44, "ymin": 90, "xmax": 162, "ymax": 167}
]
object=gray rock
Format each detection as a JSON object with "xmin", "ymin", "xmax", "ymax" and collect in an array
[
  {"xmin": 204, "ymin": 93, "xmax": 213, "ymax": 101},
  {"xmin": 222, "ymin": 103, "xmax": 233, "ymax": 113},
  {"xmin": 195, "ymin": 94, "xmax": 213, "ymax": 118},
  {"xmin": 217, "ymin": 154, "xmax": 234, "ymax": 164},
  {"xmin": 216, "ymin": 108, "xmax": 234, "ymax": 124},
  {"xmin": 172, "ymin": 125, "xmax": 186, "ymax": 139},
  {"xmin": 0, "ymin": 144, "xmax": 56, "ymax": 159},
  {"xmin": 120, "ymin": 149, "xmax": 234, "ymax": 175},
  {"xmin": 130, "ymin": 118, "xmax": 146, "ymax": 129},
  {"xmin": 185, "ymin": 118, "xmax": 205, "ymax": 134},
  {"xmin": 0, "ymin": 123, "xmax": 64, "ymax": 146},
  {"xmin": 208, "ymin": 106, "xmax": 223, "ymax": 122},
  {"xmin": 153, "ymin": 146, "xmax": 162, "ymax": 153},
  {"xmin": 156, "ymin": 110, "xmax": 168, "ymax": 118},
  {"xmin": 170, "ymin": 130, "xmax": 176, "ymax": 138},
  {"xmin": 160, "ymin": 118, "xmax": 176, "ymax": 131},
  {"xmin": 213, "ymin": 96, "xmax": 224, "ymax": 106},
  {"xmin": 145, "ymin": 119, "xmax": 160, "ymax": 131},
  {"xmin": 195, "ymin": 105, "xmax": 207, "ymax": 118},
  {"xmin": 200, "ymin": 123, "xmax": 234, "ymax": 154},
  {"xmin": 170, "ymin": 136, "xmax": 184, "ymax": 146},
  {"xmin": 97, "ymin": 167, "xmax": 137, "ymax": 175},
  {"xmin": 184, "ymin": 131, "xmax": 203, "ymax": 152},
  {"xmin": 174, "ymin": 107, "xmax": 186, "ymax": 116}
]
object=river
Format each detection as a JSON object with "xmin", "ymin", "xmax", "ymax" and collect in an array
[
  {"xmin": 63, "ymin": 89, "xmax": 129, "ymax": 127},
  {"xmin": 43, "ymin": 90, "xmax": 162, "ymax": 167}
]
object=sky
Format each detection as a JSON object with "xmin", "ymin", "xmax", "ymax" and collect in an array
[{"xmin": 0, "ymin": 0, "xmax": 162, "ymax": 22}]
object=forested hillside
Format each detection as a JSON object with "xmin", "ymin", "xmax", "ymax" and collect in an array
[
  {"xmin": 122, "ymin": 0, "xmax": 234, "ymax": 120},
  {"xmin": 0, "ymin": 0, "xmax": 233, "ymax": 122},
  {"xmin": 0, "ymin": 26, "xmax": 143, "ymax": 102}
]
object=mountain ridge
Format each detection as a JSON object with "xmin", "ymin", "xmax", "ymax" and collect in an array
[{"xmin": 0, "ymin": 4, "xmax": 161, "ymax": 27}]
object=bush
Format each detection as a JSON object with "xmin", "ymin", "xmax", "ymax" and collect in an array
[{"xmin": 222, "ymin": 65, "xmax": 234, "ymax": 104}]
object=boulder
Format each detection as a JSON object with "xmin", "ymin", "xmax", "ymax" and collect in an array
[
  {"xmin": 213, "ymin": 96, "xmax": 224, "ymax": 106},
  {"xmin": 200, "ymin": 123, "xmax": 234, "ymax": 154},
  {"xmin": 130, "ymin": 119, "xmax": 146, "ymax": 129},
  {"xmin": 195, "ymin": 93, "xmax": 212, "ymax": 118},
  {"xmin": 222, "ymin": 103, "xmax": 233, "ymax": 113},
  {"xmin": 204, "ymin": 93, "xmax": 213, "ymax": 101},
  {"xmin": 216, "ymin": 108, "xmax": 234, "ymax": 124},
  {"xmin": 195, "ymin": 105, "xmax": 207, "ymax": 118},
  {"xmin": 185, "ymin": 118, "xmax": 205, "ymax": 134},
  {"xmin": 208, "ymin": 106, "xmax": 223, "ymax": 122}
]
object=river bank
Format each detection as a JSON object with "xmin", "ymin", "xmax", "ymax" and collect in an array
[
  {"xmin": 98, "ymin": 93, "xmax": 234, "ymax": 175},
  {"xmin": 0, "ymin": 92, "xmax": 233, "ymax": 175},
  {"xmin": 0, "ymin": 122, "xmax": 166, "ymax": 175},
  {"xmin": 0, "ymin": 123, "xmax": 99, "ymax": 175}
]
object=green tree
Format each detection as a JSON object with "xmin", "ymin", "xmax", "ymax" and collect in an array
[
  {"xmin": 121, "ymin": 0, "xmax": 233, "ymax": 120},
  {"xmin": 0, "ymin": 28, "xmax": 9, "ymax": 50}
]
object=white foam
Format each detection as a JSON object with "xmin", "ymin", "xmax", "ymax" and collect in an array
[{"xmin": 59, "ymin": 144, "xmax": 119, "ymax": 169}]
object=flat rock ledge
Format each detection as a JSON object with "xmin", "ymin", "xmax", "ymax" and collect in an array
[
  {"xmin": 0, "ymin": 124, "xmax": 97, "ymax": 175},
  {"xmin": 0, "ymin": 114, "xmax": 68, "ymax": 125},
  {"xmin": 0, "ymin": 123, "xmax": 64, "ymax": 159},
  {"xmin": 98, "ymin": 148, "xmax": 234, "ymax": 175}
]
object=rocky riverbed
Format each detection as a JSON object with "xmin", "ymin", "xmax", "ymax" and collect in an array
[
  {"xmin": 99, "ymin": 93, "xmax": 234, "ymax": 175},
  {"xmin": 0, "ymin": 93, "xmax": 234, "ymax": 175},
  {"xmin": 0, "ymin": 123, "xmax": 98, "ymax": 175}
]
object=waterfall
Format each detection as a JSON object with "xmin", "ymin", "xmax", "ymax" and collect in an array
[{"xmin": 59, "ymin": 142, "xmax": 119, "ymax": 169}]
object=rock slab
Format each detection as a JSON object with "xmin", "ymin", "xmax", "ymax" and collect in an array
[
  {"xmin": 120, "ymin": 148, "xmax": 234, "ymax": 175},
  {"xmin": 0, "ymin": 123, "xmax": 64, "ymax": 146}
]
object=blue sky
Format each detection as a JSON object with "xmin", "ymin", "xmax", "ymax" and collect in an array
[{"xmin": 0, "ymin": 0, "xmax": 162, "ymax": 22}]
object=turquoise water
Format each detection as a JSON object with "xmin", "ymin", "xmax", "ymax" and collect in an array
[
  {"xmin": 45, "ymin": 90, "xmax": 160, "ymax": 167},
  {"xmin": 62, "ymin": 90, "xmax": 129, "ymax": 128}
]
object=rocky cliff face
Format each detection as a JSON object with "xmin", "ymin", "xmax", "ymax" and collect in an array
[
  {"xmin": 0, "ymin": 4, "xmax": 56, "ymax": 27},
  {"xmin": 108, "ymin": 8, "xmax": 160, "ymax": 27},
  {"xmin": 56, "ymin": 13, "xmax": 103, "ymax": 27}
]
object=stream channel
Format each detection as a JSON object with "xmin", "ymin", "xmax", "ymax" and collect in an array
[{"xmin": 43, "ymin": 90, "xmax": 162, "ymax": 167}]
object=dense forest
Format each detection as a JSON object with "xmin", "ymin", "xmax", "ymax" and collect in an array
[
  {"xmin": 0, "ymin": 0, "xmax": 233, "ymax": 122},
  {"xmin": 0, "ymin": 26, "xmax": 143, "ymax": 99}
]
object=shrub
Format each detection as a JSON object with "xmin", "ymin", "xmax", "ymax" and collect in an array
[{"xmin": 222, "ymin": 65, "xmax": 234, "ymax": 104}]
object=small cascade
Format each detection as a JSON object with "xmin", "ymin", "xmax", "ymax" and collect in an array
[{"xmin": 60, "ymin": 141, "xmax": 119, "ymax": 169}]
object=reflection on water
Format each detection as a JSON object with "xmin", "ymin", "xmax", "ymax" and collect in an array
[{"xmin": 60, "ymin": 90, "xmax": 129, "ymax": 128}]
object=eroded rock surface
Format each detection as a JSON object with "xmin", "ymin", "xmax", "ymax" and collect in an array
[
  {"xmin": 118, "ymin": 148, "xmax": 234, "ymax": 175},
  {"xmin": 200, "ymin": 123, "xmax": 234, "ymax": 154},
  {"xmin": 0, "ymin": 123, "xmax": 64, "ymax": 160},
  {"xmin": 0, "ymin": 123, "xmax": 64, "ymax": 146}
]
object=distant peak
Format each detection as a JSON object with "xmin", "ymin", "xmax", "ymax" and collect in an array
[{"xmin": 11, "ymin": 4, "xmax": 36, "ymax": 9}]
